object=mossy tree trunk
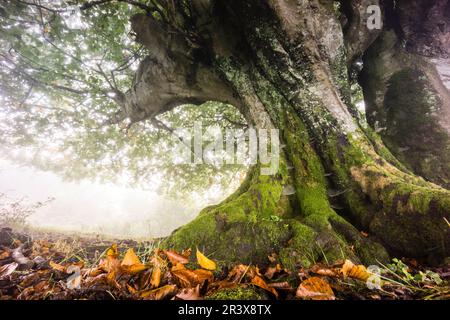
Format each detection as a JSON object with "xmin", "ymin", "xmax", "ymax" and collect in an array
[
  {"xmin": 121, "ymin": 0, "xmax": 450, "ymax": 267},
  {"xmin": 360, "ymin": 0, "xmax": 450, "ymax": 188}
]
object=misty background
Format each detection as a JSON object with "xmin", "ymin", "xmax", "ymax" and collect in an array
[{"xmin": 0, "ymin": 157, "xmax": 217, "ymax": 239}]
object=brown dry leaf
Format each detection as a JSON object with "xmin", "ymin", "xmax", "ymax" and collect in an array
[
  {"xmin": 296, "ymin": 277, "xmax": 335, "ymax": 300},
  {"xmin": 49, "ymin": 261, "xmax": 67, "ymax": 273},
  {"xmin": 264, "ymin": 264, "xmax": 282, "ymax": 279},
  {"xmin": 341, "ymin": 259, "xmax": 370, "ymax": 281},
  {"xmin": 196, "ymin": 249, "xmax": 216, "ymax": 271},
  {"xmin": 106, "ymin": 270, "xmax": 121, "ymax": 289},
  {"xmin": 99, "ymin": 255, "xmax": 121, "ymax": 274},
  {"xmin": 311, "ymin": 264, "xmax": 338, "ymax": 277},
  {"xmin": 227, "ymin": 264, "xmax": 247, "ymax": 283},
  {"xmin": 251, "ymin": 275, "xmax": 279, "ymax": 298},
  {"xmin": 163, "ymin": 250, "xmax": 189, "ymax": 265},
  {"xmin": 268, "ymin": 281, "xmax": 294, "ymax": 291},
  {"xmin": 86, "ymin": 267, "xmax": 104, "ymax": 277},
  {"xmin": 171, "ymin": 268, "xmax": 212, "ymax": 288},
  {"xmin": 175, "ymin": 284, "xmax": 201, "ymax": 300},
  {"xmin": 0, "ymin": 250, "xmax": 10, "ymax": 260},
  {"xmin": 193, "ymin": 269, "xmax": 214, "ymax": 284},
  {"xmin": 150, "ymin": 267, "xmax": 161, "ymax": 288},
  {"xmin": 141, "ymin": 284, "xmax": 177, "ymax": 300},
  {"xmin": 0, "ymin": 262, "xmax": 18, "ymax": 279}
]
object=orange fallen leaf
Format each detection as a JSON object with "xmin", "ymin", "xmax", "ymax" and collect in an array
[
  {"xmin": 193, "ymin": 269, "xmax": 214, "ymax": 284},
  {"xmin": 121, "ymin": 248, "xmax": 141, "ymax": 266},
  {"xmin": 163, "ymin": 250, "xmax": 189, "ymax": 265},
  {"xmin": 150, "ymin": 267, "xmax": 161, "ymax": 288},
  {"xmin": 296, "ymin": 277, "xmax": 335, "ymax": 300},
  {"xmin": 172, "ymin": 262, "xmax": 186, "ymax": 271},
  {"xmin": 0, "ymin": 250, "xmax": 10, "ymax": 260},
  {"xmin": 196, "ymin": 249, "xmax": 216, "ymax": 271},
  {"xmin": 341, "ymin": 260, "xmax": 370, "ymax": 281},
  {"xmin": 121, "ymin": 248, "xmax": 148, "ymax": 274},
  {"xmin": 251, "ymin": 275, "xmax": 279, "ymax": 298},
  {"xmin": 141, "ymin": 284, "xmax": 177, "ymax": 300},
  {"xmin": 49, "ymin": 261, "xmax": 67, "ymax": 273}
]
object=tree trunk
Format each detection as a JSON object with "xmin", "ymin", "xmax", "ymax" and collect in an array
[
  {"xmin": 124, "ymin": 0, "xmax": 450, "ymax": 267},
  {"xmin": 360, "ymin": 0, "xmax": 450, "ymax": 188}
]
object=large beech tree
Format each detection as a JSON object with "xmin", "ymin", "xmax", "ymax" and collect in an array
[{"xmin": 1, "ymin": 0, "xmax": 450, "ymax": 267}]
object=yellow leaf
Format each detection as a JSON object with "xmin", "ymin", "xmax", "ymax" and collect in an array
[
  {"xmin": 296, "ymin": 277, "xmax": 335, "ymax": 300},
  {"xmin": 106, "ymin": 244, "xmax": 118, "ymax": 258},
  {"xmin": 196, "ymin": 249, "xmax": 216, "ymax": 271},
  {"xmin": 341, "ymin": 259, "xmax": 370, "ymax": 281},
  {"xmin": 121, "ymin": 248, "xmax": 141, "ymax": 266}
]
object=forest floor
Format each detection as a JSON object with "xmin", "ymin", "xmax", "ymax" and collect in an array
[{"xmin": 0, "ymin": 226, "xmax": 449, "ymax": 300}]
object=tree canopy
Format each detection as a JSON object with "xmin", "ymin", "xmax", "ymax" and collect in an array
[{"xmin": 0, "ymin": 0, "xmax": 247, "ymax": 199}]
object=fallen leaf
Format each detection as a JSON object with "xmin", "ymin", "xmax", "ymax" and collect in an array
[
  {"xmin": 341, "ymin": 260, "xmax": 370, "ymax": 281},
  {"xmin": 0, "ymin": 262, "xmax": 18, "ymax": 279},
  {"xmin": 311, "ymin": 264, "xmax": 338, "ymax": 277},
  {"xmin": 121, "ymin": 248, "xmax": 148, "ymax": 274},
  {"xmin": 49, "ymin": 261, "xmax": 67, "ymax": 273},
  {"xmin": 264, "ymin": 264, "xmax": 282, "ymax": 279},
  {"xmin": 106, "ymin": 244, "xmax": 118, "ymax": 258},
  {"xmin": 172, "ymin": 268, "xmax": 212, "ymax": 288},
  {"xmin": 141, "ymin": 284, "xmax": 177, "ymax": 300},
  {"xmin": 193, "ymin": 269, "xmax": 214, "ymax": 284},
  {"xmin": 172, "ymin": 262, "xmax": 186, "ymax": 271},
  {"xmin": 296, "ymin": 277, "xmax": 335, "ymax": 300},
  {"xmin": 251, "ymin": 275, "xmax": 279, "ymax": 298},
  {"xmin": 121, "ymin": 248, "xmax": 141, "ymax": 266},
  {"xmin": 182, "ymin": 248, "xmax": 192, "ymax": 257},
  {"xmin": 268, "ymin": 281, "xmax": 294, "ymax": 291},
  {"xmin": 0, "ymin": 250, "xmax": 10, "ymax": 260},
  {"xmin": 163, "ymin": 250, "xmax": 189, "ymax": 265},
  {"xmin": 127, "ymin": 283, "xmax": 138, "ymax": 294},
  {"xmin": 196, "ymin": 249, "xmax": 216, "ymax": 271},
  {"xmin": 150, "ymin": 267, "xmax": 161, "ymax": 288},
  {"xmin": 175, "ymin": 284, "xmax": 202, "ymax": 300}
]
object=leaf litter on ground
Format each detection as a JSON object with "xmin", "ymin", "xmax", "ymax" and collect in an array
[{"xmin": 0, "ymin": 227, "xmax": 448, "ymax": 300}]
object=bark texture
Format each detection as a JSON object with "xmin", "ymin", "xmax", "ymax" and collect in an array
[
  {"xmin": 120, "ymin": 0, "xmax": 450, "ymax": 267},
  {"xmin": 360, "ymin": 0, "xmax": 450, "ymax": 188}
]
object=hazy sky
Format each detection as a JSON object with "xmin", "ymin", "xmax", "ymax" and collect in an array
[{"xmin": 0, "ymin": 158, "xmax": 202, "ymax": 238}]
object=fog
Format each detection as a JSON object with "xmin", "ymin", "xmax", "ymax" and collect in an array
[{"xmin": 0, "ymin": 158, "xmax": 203, "ymax": 239}]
